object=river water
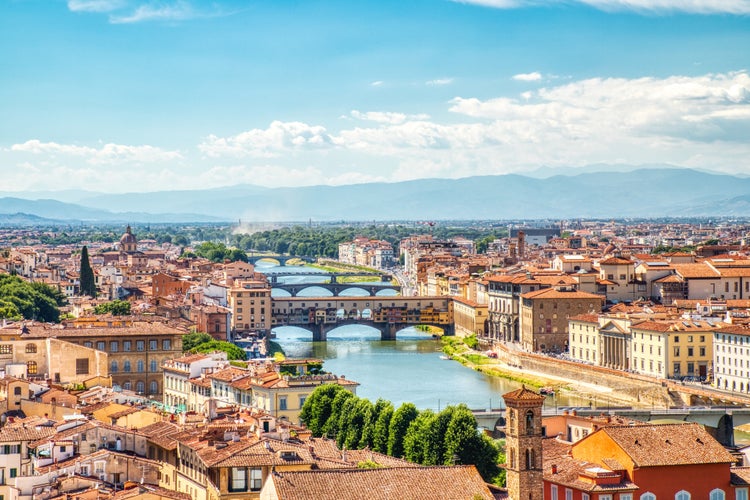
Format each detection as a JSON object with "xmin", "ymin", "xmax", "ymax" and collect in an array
[{"xmin": 259, "ymin": 261, "xmax": 590, "ymax": 411}]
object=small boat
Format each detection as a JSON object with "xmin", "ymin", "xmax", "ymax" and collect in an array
[
  {"xmin": 540, "ymin": 387, "xmax": 555, "ymax": 396},
  {"xmin": 439, "ymin": 355, "xmax": 451, "ymax": 360}
]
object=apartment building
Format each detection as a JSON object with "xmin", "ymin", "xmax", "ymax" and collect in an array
[
  {"xmin": 228, "ymin": 279, "xmax": 272, "ymax": 336},
  {"xmin": 713, "ymin": 324, "xmax": 750, "ymax": 393},
  {"xmin": 630, "ymin": 319, "xmax": 716, "ymax": 379}
]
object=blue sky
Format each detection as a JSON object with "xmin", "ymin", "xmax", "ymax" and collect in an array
[{"xmin": 1, "ymin": 0, "xmax": 749, "ymax": 192}]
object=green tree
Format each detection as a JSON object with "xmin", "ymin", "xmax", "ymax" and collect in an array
[
  {"xmin": 443, "ymin": 405, "xmax": 500, "ymax": 480},
  {"xmin": 299, "ymin": 384, "xmax": 346, "ymax": 435},
  {"xmin": 79, "ymin": 246, "xmax": 97, "ymax": 297},
  {"xmin": 0, "ymin": 274, "xmax": 65, "ymax": 322},
  {"xmin": 182, "ymin": 332, "xmax": 213, "ymax": 352},
  {"xmin": 387, "ymin": 402, "xmax": 418, "ymax": 458},
  {"xmin": 94, "ymin": 300, "xmax": 131, "ymax": 315},
  {"xmin": 403, "ymin": 409, "xmax": 436, "ymax": 463},
  {"xmin": 343, "ymin": 398, "xmax": 374, "ymax": 450},
  {"xmin": 323, "ymin": 389, "xmax": 356, "ymax": 438},
  {"xmin": 372, "ymin": 400, "xmax": 394, "ymax": 453},
  {"xmin": 189, "ymin": 340, "xmax": 247, "ymax": 360}
]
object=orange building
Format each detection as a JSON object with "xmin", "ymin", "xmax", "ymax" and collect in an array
[{"xmin": 543, "ymin": 422, "xmax": 746, "ymax": 500}]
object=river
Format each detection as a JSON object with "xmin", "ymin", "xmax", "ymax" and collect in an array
[{"xmin": 258, "ymin": 261, "xmax": 591, "ymax": 411}]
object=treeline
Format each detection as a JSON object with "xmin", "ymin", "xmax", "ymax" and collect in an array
[
  {"xmin": 232, "ymin": 225, "xmax": 505, "ymax": 258},
  {"xmin": 0, "ymin": 274, "xmax": 67, "ymax": 322},
  {"xmin": 185, "ymin": 241, "xmax": 248, "ymax": 263},
  {"xmin": 299, "ymin": 384, "xmax": 503, "ymax": 484},
  {"xmin": 27, "ymin": 224, "xmax": 230, "ymax": 247}
]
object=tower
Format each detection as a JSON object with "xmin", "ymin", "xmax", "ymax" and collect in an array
[
  {"xmin": 503, "ymin": 386, "xmax": 545, "ymax": 500},
  {"xmin": 119, "ymin": 225, "xmax": 138, "ymax": 254}
]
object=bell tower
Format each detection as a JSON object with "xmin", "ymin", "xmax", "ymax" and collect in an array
[{"xmin": 503, "ymin": 386, "xmax": 545, "ymax": 500}]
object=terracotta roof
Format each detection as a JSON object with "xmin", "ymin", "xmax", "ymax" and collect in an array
[
  {"xmin": 521, "ymin": 288, "xmax": 604, "ymax": 301},
  {"xmin": 266, "ymin": 466, "xmax": 494, "ymax": 500},
  {"xmin": 597, "ymin": 423, "xmax": 734, "ymax": 467},
  {"xmin": 503, "ymin": 386, "xmax": 545, "ymax": 403},
  {"xmin": 543, "ymin": 439, "xmax": 637, "ymax": 493},
  {"xmin": 673, "ymin": 263, "xmax": 720, "ymax": 279},
  {"xmin": 569, "ymin": 314, "xmax": 599, "ymax": 324},
  {"xmin": 599, "ymin": 257, "xmax": 634, "ymax": 265}
]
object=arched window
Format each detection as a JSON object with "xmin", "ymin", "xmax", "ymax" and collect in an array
[
  {"xmin": 123, "ymin": 361, "xmax": 131, "ymax": 372},
  {"xmin": 150, "ymin": 360, "xmax": 157, "ymax": 373},
  {"xmin": 136, "ymin": 381, "xmax": 145, "ymax": 393},
  {"xmin": 27, "ymin": 360, "xmax": 37, "ymax": 375},
  {"xmin": 25, "ymin": 344, "xmax": 37, "ymax": 354},
  {"xmin": 123, "ymin": 382, "xmax": 132, "ymax": 391},
  {"xmin": 110, "ymin": 361, "xmax": 118, "ymax": 373},
  {"xmin": 676, "ymin": 491, "xmax": 691, "ymax": 500},
  {"xmin": 526, "ymin": 410, "xmax": 534, "ymax": 435},
  {"xmin": 137, "ymin": 360, "xmax": 144, "ymax": 373},
  {"xmin": 640, "ymin": 493, "xmax": 656, "ymax": 500},
  {"xmin": 709, "ymin": 490, "xmax": 725, "ymax": 500},
  {"xmin": 149, "ymin": 381, "xmax": 158, "ymax": 394},
  {"xmin": 525, "ymin": 448, "xmax": 535, "ymax": 470}
]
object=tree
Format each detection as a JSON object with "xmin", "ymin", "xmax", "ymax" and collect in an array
[
  {"xmin": 403, "ymin": 409, "xmax": 436, "ymax": 463},
  {"xmin": 299, "ymin": 384, "xmax": 346, "ymax": 435},
  {"xmin": 323, "ymin": 389, "xmax": 356, "ymax": 438},
  {"xmin": 182, "ymin": 332, "xmax": 213, "ymax": 352},
  {"xmin": 372, "ymin": 400, "xmax": 394, "ymax": 453},
  {"xmin": 443, "ymin": 405, "xmax": 500, "ymax": 480},
  {"xmin": 79, "ymin": 246, "xmax": 97, "ymax": 297},
  {"xmin": 189, "ymin": 340, "xmax": 247, "ymax": 360},
  {"xmin": 387, "ymin": 402, "xmax": 418, "ymax": 458},
  {"xmin": 0, "ymin": 274, "xmax": 66, "ymax": 322},
  {"xmin": 94, "ymin": 300, "xmax": 131, "ymax": 315}
]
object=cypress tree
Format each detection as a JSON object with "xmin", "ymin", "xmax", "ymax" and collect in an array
[{"xmin": 79, "ymin": 245, "xmax": 97, "ymax": 297}]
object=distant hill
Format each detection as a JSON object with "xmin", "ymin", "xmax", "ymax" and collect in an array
[
  {"xmin": 1, "ymin": 168, "xmax": 749, "ymax": 222},
  {"xmin": 0, "ymin": 212, "xmax": 60, "ymax": 225}
]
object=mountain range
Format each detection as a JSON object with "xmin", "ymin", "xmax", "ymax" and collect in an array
[{"xmin": 1, "ymin": 167, "xmax": 749, "ymax": 223}]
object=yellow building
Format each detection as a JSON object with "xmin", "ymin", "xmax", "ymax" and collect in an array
[
  {"xmin": 630, "ymin": 319, "xmax": 717, "ymax": 380},
  {"xmin": 228, "ymin": 279, "xmax": 273, "ymax": 336},
  {"xmin": 452, "ymin": 297, "xmax": 488, "ymax": 339}
]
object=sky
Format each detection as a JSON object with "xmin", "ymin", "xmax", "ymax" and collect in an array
[{"xmin": 1, "ymin": 0, "xmax": 749, "ymax": 193}]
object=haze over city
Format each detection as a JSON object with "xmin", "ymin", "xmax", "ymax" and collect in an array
[{"xmin": 1, "ymin": 0, "xmax": 750, "ymax": 194}]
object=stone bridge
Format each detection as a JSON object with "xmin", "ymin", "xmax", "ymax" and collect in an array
[
  {"xmin": 247, "ymin": 255, "xmax": 316, "ymax": 266},
  {"xmin": 271, "ymin": 281, "xmax": 401, "ymax": 297},
  {"xmin": 271, "ymin": 296, "xmax": 454, "ymax": 341}
]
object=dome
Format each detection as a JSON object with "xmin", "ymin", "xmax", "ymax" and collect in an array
[{"xmin": 120, "ymin": 225, "xmax": 137, "ymax": 252}]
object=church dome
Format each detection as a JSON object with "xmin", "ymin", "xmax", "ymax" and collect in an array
[{"xmin": 120, "ymin": 225, "xmax": 137, "ymax": 252}]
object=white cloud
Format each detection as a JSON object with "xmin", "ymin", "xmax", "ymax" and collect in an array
[
  {"xmin": 513, "ymin": 72, "xmax": 542, "ymax": 81},
  {"xmin": 199, "ymin": 121, "xmax": 335, "ymax": 158},
  {"xmin": 109, "ymin": 1, "xmax": 198, "ymax": 23},
  {"xmin": 452, "ymin": 0, "xmax": 750, "ymax": 14},
  {"xmin": 9, "ymin": 139, "xmax": 182, "ymax": 164},
  {"xmin": 350, "ymin": 110, "xmax": 431, "ymax": 125},
  {"xmin": 67, "ymin": 0, "xmax": 126, "ymax": 12},
  {"xmin": 370, "ymin": 81, "xmax": 384, "ymax": 87},
  {"xmin": 426, "ymin": 78, "xmax": 454, "ymax": 86}
]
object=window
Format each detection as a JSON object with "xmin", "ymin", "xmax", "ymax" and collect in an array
[
  {"xmin": 550, "ymin": 485, "xmax": 558, "ymax": 500},
  {"xmin": 688, "ymin": 347, "xmax": 694, "ymax": 357},
  {"xmin": 279, "ymin": 397, "xmax": 287, "ymax": 410},
  {"xmin": 582, "ymin": 495, "xmax": 590, "ymax": 500},
  {"xmin": 150, "ymin": 360, "xmax": 157, "ymax": 372},
  {"xmin": 229, "ymin": 467, "xmax": 247, "ymax": 492},
  {"xmin": 25, "ymin": 344, "xmax": 36, "ymax": 354},
  {"xmin": 150, "ymin": 381, "xmax": 158, "ymax": 394},
  {"xmin": 97, "ymin": 341, "xmax": 105, "ymax": 351},
  {"xmin": 136, "ymin": 381, "xmax": 145, "ymax": 393},
  {"xmin": 27, "ymin": 360, "xmax": 37, "ymax": 374},
  {"xmin": 676, "ymin": 492, "xmax": 691, "ymax": 500},
  {"xmin": 149, "ymin": 340, "xmax": 158, "ymax": 350},
  {"xmin": 674, "ymin": 347, "xmax": 680, "ymax": 356},
  {"xmin": 736, "ymin": 488, "xmax": 748, "ymax": 500},
  {"xmin": 0, "ymin": 345, "xmax": 14, "ymax": 355},
  {"xmin": 110, "ymin": 361, "xmax": 118, "ymax": 373},
  {"xmin": 123, "ymin": 382, "xmax": 131, "ymax": 391},
  {"xmin": 566, "ymin": 489, "xmax": 573, "ymax": 500},
  {"xmin": 76, "ymin": 358, "xmax": 90, "ymax": 375},
  {"xmin": 84, "ymin": 341, "xmax": 92, "ymax": 348},
  {"xmin": 674, "ymin": 363, "xmax": 680, "ymax": 374},
  {"xmin": 640, "ymin": 494, "xmax": 656, "ymax": 500},
  {"xmin": 250, "ymin": 468, "xmax": 262, "ymax": 491},
  {"xmin": 598, "ymin": 496, "xmax": 612, "ymax": 500},
  {"xmin": 163, "ymin": 339, "xmax": 172, "ymax": 350},
  {"xmin": 700, "ymin": 347, "xmax": 706, "ymax": 356},
  {"xmin": 136, "ymin": 340, "xmax": 145, "ymax": 351},
  {"xmin": 81, "ymin": 465, "xmax": 90, "ymax": 476},
  {"xmin": 123, "ymin": 361, "xmax": 131, "ymax": 372},
  {"xmin": 13, "ymin": 386, "xmax": 21, "ymax": 396},
  {"xmin": 137, "ymin": 360, "xmax": 144, "ymax": 372},
  {"xmin": 123, "ymin": 341, "xmax": 131, "ymax": 352},
  {"xmin": 710, "ymin": 490, "xmax": 726, "ymax": 500},
  {"xmin": 526, "ymin": 410, "xmax": 534, "ymax": 435},
  {"xmin": 621, "ymin": 495, "xmax": 633, "ymax": 500},
  {"xmin": 110, "ymin": 341, "xmax": 118, "ymax": 352},
  {"xmin": 9, "ymin": 469, "xmax": 16, "ymax": 478}
]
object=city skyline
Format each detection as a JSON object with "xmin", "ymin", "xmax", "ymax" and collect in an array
[{"xmin": 1, "ymin": 0, "xmax": 749, "ymax": 193}]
